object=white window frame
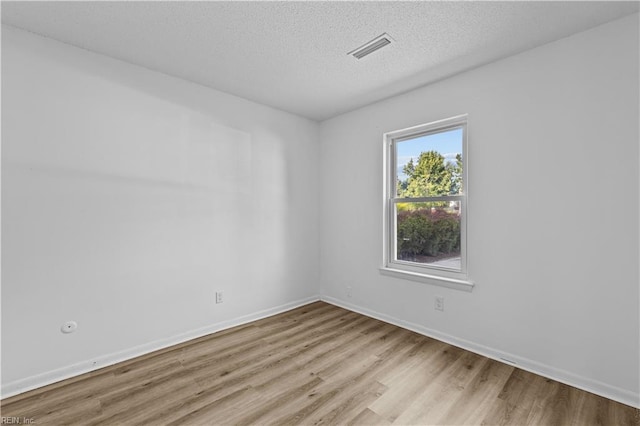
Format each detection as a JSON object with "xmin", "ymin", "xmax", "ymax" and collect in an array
[{"xmin": 381, "ymin": 114, "xmax": 473, "ymax": 291}]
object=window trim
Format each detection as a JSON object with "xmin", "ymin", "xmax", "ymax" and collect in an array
[{"xmin": 381, "ymin": 114, "xmax": 473, "ymax": 291}]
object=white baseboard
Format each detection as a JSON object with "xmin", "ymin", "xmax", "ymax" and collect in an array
[
  {"xmin": 321, "ymin": 295, "xmax": 640, "ymax": 409},
  {"xmin": 1, "ymin": 295, "xmax": 321, "ymax": 399},
  {"xmin": 5, "ymin": 294, "xmax": 637, "ymax": 409}
]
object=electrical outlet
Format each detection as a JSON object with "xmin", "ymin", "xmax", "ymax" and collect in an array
[
  {"xmin": 435, "ymin": 296, "xmax": 444, "ymax": 311},
  {"xmin": 216, "ymin": 291, "xmax": 223, "ymax": 304},
  {"xmin": 346, "ymin": 286, "xmax": 353, "ymax": 298}
]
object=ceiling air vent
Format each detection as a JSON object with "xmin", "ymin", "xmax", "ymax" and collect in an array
[{"xmin": 348, "ymin": 33, "xmax": 392, "ymax": 59}]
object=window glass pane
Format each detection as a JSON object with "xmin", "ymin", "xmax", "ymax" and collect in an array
[
  {"xmin": 396, "ymin": 201, "xmax": 461, "ymax": 270},
  {"xmin": 396, "ymin": 128, "xmax": 463, "ymax": 197}
]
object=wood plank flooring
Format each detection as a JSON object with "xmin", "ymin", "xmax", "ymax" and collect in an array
[{"xmin": 2, "ymin": 301, "xmax": 638, "ymax": 425}]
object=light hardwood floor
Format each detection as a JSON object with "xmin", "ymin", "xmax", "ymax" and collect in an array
[{"xmin": 2, "ymin": 302, "xmax": 638, "ymax": 425}]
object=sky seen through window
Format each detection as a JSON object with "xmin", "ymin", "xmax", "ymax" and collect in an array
[{"xmin": 396, "ymin": 127, "xmax": 463, "ymax": 182}]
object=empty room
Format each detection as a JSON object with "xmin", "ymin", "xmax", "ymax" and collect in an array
[{"xmin": 1, "ymin": 1, "xmax": 639, "ymax": 425}]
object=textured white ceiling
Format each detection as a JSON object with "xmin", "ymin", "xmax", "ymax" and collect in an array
[{"xmin": 2, "ymin": 1, "xmax": 638, "ymax": 121}]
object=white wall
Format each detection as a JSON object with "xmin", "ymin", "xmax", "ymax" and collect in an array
[
  {"xmin": 319, "ymin": 14, "xmax": 639, "ymax": 407},
  {"xmin": 1, "ymin": 26, "xmax": 320, "ymax": 394},
  {"xmin": 3, "ymin": 13, "xmax": 639, "ymax": 407}
]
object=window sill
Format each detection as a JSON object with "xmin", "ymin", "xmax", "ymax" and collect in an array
[{"xmin": 379, "ymin": 267, "xmax": 474, "ymax": 292}]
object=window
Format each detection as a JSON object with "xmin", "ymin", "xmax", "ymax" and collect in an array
[{"xmin": 382, "ymin": 115, "xmax": 472, "ymax": 290}]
